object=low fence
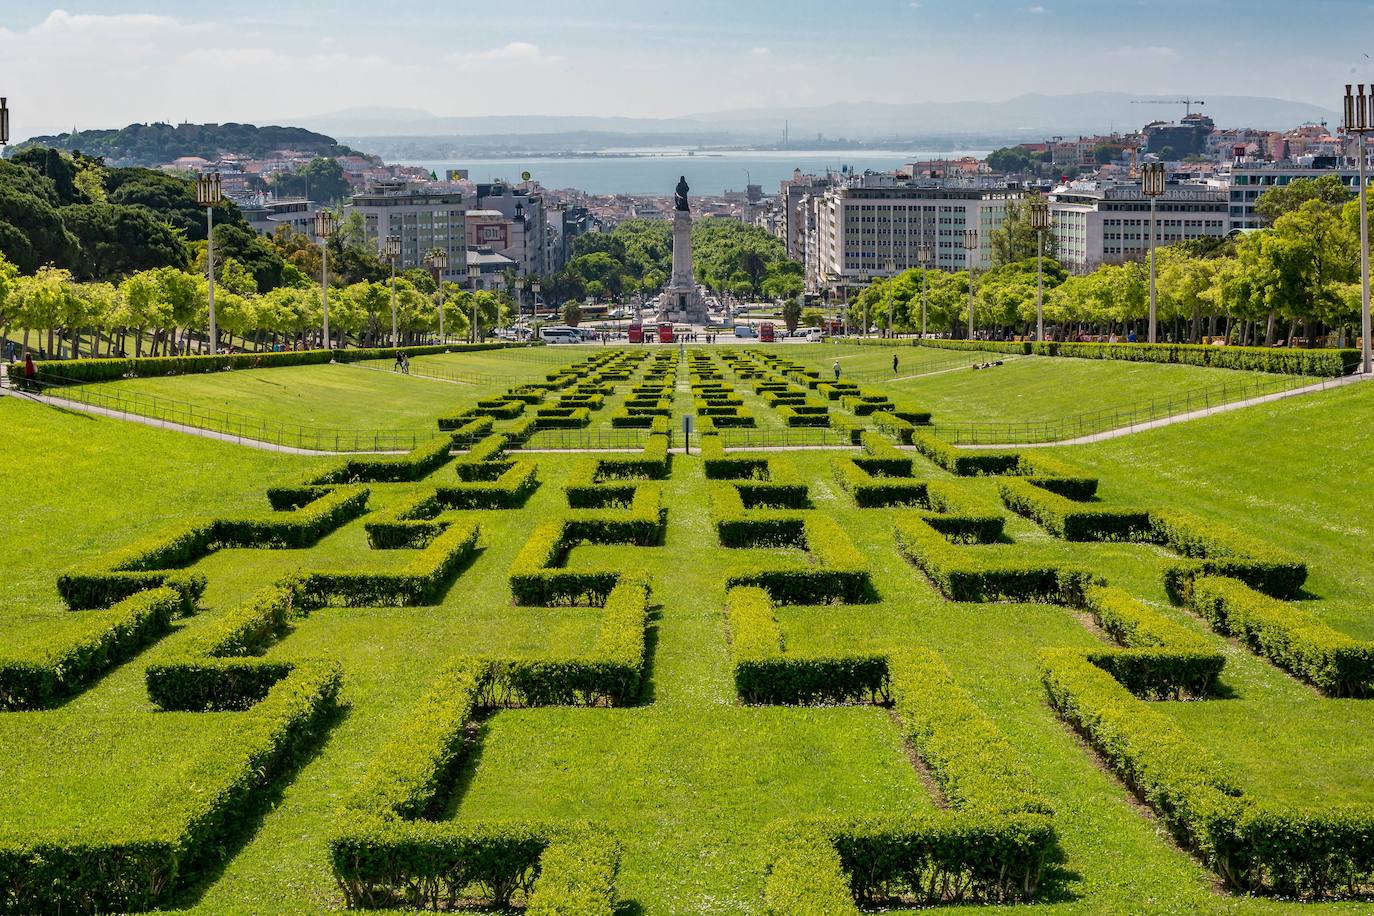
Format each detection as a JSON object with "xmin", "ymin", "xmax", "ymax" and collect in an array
[{"xmin": 932, "ymin": 373, "xmax": 1313, "ymax": 445}]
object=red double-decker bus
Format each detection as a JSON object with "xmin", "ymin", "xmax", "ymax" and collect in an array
[
  {"xmin": 657, "ymin": 323, "xmax": 675, "ymax": 343},
  {"xmin": 759, "ymin": 322, "xmax": 775, "ymax": 342}
]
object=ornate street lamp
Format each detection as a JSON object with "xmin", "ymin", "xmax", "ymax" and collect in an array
[
  {"xmin": 1345, "ymin": 84, "xmax": 1373, "ymax": 374},
  {"xmin": 315, "ymin": 210, "xmax": 337, "ymax": 349},
  {"xmin": 426, "ymin": 249, "xmax": 450, "ymax": 343},
  {"xmin": 1027, "ymin": 197, "xmax": 1050, "ymax": 342},
  {"xmin": 467, "ymin": 262, "xmax": 482, "ymax": 343},
  {"xmin": 383, "ymin": 234, "xmax": 401, "ymax": 346},
  {"xmin": 963, "ymin": 227, "xmax": 978, "ymax": 339},
  {"xmin": 195, "ymin": 173, "xmax": 223, "ymax": 354},
  {"xmin": 514, "ymin": 275, "xmax": 525, "ymax": 326},
  {"xmin": 1141, "ymin": 161, "xmax": 1167, "ymax": 344}
]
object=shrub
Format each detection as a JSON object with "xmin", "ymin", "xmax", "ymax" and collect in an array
[
  {"xmin": 0, "ymin": 587, "xmax": 180, "ymax": 710},
  {"xmin": 724, "ymin": 516, "xmax": 872, "ymax": 605},
  {"xmin": 913, "ymin": 432, "xmax": 1020, "ymax": 476},
  {"xmin": 300, "ymin": 519, "xmax": 480, "ymax": 608},
  {"xmin": 1187, "ymin": 576, "xmax": 1374, "ymax": 697},
  {"xmin": 895, "ymin": 516, "xmax": 1099, "ymax": 604},
  {"xmin": 0, "ymin": 661, "xmax": 340, "ymax": 914},
  {"xmin": 916, "ymin": 339, "xmax": 1357, "ymax": 377},
  {"xmin": 776, "ymin": 405, "xmax": 831, "ymax": 427},
  {"xmin": 998, "ymin": 477, "xmax": 1152, "ymax": 541},
  {"xmin": 1151, "ymin": 508, "xmax": 1307, "ymax": 600},
  {"xmin": 726, "ymin": 587, "xmax": 889, "ymax": 705},
  {"xmin": 1080, "ymin": 585, "xmax": 1224, "ymax": 699}
]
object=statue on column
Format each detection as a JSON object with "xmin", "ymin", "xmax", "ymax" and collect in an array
[{"xmin": 674, "ymin": 176, "xmax": 690, "ymax": 212}]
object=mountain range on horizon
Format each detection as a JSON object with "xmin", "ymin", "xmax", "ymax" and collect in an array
[{"xmin": 291, "ymin": 91, "xmax": 1338, "ymax": 144}]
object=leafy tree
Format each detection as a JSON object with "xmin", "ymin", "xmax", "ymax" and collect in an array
[
  {"xmin": 1255, "ymin": 174, "xmax": 1351, "ymax": 225},
  {"xmin": 782, "ymin": 297, "xmax": 802, "ymax": 332},
  {"xmin": 60, "ymin": 203, "xmax": 188, "ymax": 280},
  {"xmin": 562, "ymin": 301, "xmax": 583, "ymax": 326},
  {"xmin": 269, "ymin": 158, "xmax": 353, "ymax": 204},
  {"xmin": 990, "ymin": 198, "xmax": 1059, "ymax": 267},
  {"xmin": 987, "ymin": 147, "xmax": 1037, "ymax": 173}
]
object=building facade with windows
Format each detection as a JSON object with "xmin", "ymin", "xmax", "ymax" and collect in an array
[
  {"xmin": 348, "ymin": 181, "xmax": 467, "ymax": 281},
  {"xmin": 1216, "ymin": 159, "xmax": 1364, "ymax": 230},
  {"xmin": 801, "ymin": 176, "xmax": 1024, "ymax": 296},
  {"xmin": 1049, "ymin": 181, "xmax": 1228, "ymax": 273}
]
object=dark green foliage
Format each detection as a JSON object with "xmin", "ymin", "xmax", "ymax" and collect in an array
[
  {"xmin": 0, "ymin": 661, "xmax": 341, "ymax": 915},
  {"xmin": 0, "ymin": 588, "xmax": 179, "ymax": 710},
  {"xmin": 1152, "ymin": 508, "xmax": 1307, "ymax": 600},
  {"xmin": 16, "ymin": 122, "xmax": 361, "ymax": 167},
  {"xmin": 60, "ymin": 202, "xmax": 190, "ymax": 279},
  {"xmin": 1188, "ymin": 577, "xmax": 1374, "ymax": 697},
  {"xmin": 998, "ymin": 477, "xmax": 1152, "ymax": 541}
]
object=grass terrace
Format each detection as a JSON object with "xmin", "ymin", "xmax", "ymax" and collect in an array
[{"xmin": 3, "ymin": 348, "xmax": 1374, "ymax": 914}]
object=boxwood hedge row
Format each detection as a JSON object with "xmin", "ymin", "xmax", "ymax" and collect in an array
[
  {"xmin": 1187, "ymin": 576, "xmax": 1374, "ymax": 697},
  {"xmin": 0, "ymin": 661, "xmax": 341, "ymax": 914}
]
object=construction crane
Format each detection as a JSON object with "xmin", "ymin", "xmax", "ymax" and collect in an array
[{"xmin": 1132, "ymin": 98, "xmax": 1206, "ymax": 118}]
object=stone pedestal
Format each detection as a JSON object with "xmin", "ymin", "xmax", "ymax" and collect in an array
[{"xmin": 657, "ymin": 208, "xmax": 708, "ymax": 324}]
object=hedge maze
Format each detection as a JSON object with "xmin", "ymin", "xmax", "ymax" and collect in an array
[{"xmin": 5, "ymin": 345, "xmax": 1374, "ymax": 913}]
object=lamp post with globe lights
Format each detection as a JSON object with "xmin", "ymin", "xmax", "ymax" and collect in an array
[
  {"xmin": 314, "ymin": 211, "xmax": 336, "ymax": 349},
  {"xmin": 467, "ymin": 263, "xmax": 482, "ymax": 343},
  {"xmin": 963, "ymin": 227, "xmax": 978, "ymax": 340},
  {"xmin": 1141, "ymin": 161, "xmax": 1166, "ymax": 343},
  {"xmin": 425, "ymin": 250, "xmax": 449, "ymax": 344},
  {"xmin": 1027, "ymin": 197, "xmax": 1050, "ymax": 342},
  {"xmin": 383, "ymin": 235, "xmax": 401, "ymax": 346}
]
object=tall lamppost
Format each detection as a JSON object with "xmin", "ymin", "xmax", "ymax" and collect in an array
[
  {"xmin": 384, "ymin": 234, "xmax": 401, "ymax": 346},
  {"xmin": 467, "ymin": 263, "xmax": 482, "ymax": 343},
  {"xmin": 514, "ymin": 275, "xmax": 525, "ymax": 328},
  {"xmin": 0, "ymin": 97, "xmax": 9, "ymax": 155},
  {"xmin": 917, "ymin": 241, "xmax": 931, "ymax": 339},
  {"xmin": 1345, "ymin": 84, "xmax": 1373, "ymax": 374},
  {"xmin": 884, "ymin": 256, "xmax": 896, "ymax": 337},
  {"xmin": 532, "ymin": 279, "xmax": 542, "ymax": 333},
  {"xmin": 861, "ymin": 271, "xmax": 872, "ymax": 339},
  {"xmin": 1141, "ymin": 161, "xmax": 1166, "ymax": 344},
  {"xmin": 315, "ymin": 211, "xmax": 336, "ymax": 350},
  {"xmin": 195, "ymin": 172, "xmax": 223, "ymax": 354},
  {"xmin": 1027, "ymin": 197, "xmax": 1049, "ymax": 341},
  {"xmin": 426, "ymin": 250, "xmax": 449, "ymax": 344},
  {"xmin": 963, "ymin": 227, "xmax": 978, "ymax": 339}
]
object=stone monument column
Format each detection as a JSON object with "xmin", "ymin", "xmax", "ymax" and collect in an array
[{"xmin": 658, "ymin": 175, "xmax": 708, "ymax": 324}]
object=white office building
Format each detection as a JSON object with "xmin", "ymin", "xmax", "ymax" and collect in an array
[
  {"xmin": 802, "ymin": 175, "xmax": 1024, "ymax": 296},
  {"xmin": 1216, "ymin": 159, "xmax": 1365, "ymax": 231},
  {"xmin": 1049, "ymin": 181, "xmax": 1228, "ymax": 273},
  {"xmin": 348, "ymin": 181, "xmax": 467, "ymax": 281}
]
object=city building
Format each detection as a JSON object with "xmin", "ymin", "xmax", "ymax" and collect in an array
[
  {"xmin": 779, "ymin": 170, "xmax": 837, "ymax": 260},
  {"xmin": 240, "ymin": 197, "xmax": 324, "ymax": 241},
  {"xmin": 1213, "ymin": 157, "xmax": 1365, "ymax": 230},
  {"xmin": 801, "ymin": 174, "xmax": 1025, "ymax": 297},
  {"xmin": 1049, "ymin": 180, "xmax": 1228, "ymax": 273},
  {"xmin": 347, "ymin": 181, "xmax": 467, "ymax": 281}
]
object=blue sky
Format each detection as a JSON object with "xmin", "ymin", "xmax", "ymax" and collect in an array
[{"xmin": 1, "ymin": 1, "xmax": 1371, "ymax": 138}]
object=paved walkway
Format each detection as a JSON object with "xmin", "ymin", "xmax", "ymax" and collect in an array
[
  {"xmin": 0, "ymin": 386, "xmax": 404, "ymax": 455},
  {"xmin": 957, "ymin": 371, "xmax": 1371, "ymax": 449}
]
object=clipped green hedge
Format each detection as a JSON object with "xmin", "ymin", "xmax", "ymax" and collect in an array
[
  {"xmin": 17, "ymin": 342, "xmax": 524, "ymax": 386},
  {"xmin": 726, "ymin": 586, "xmax": 888, "ymax": 705},
  {"xmin": 0, "ymin": 661, "xmax": 341, "ymax": 914},
  {"xmin": 1151, "ymin": 508, "xmax": 1307, "ymax": 600},
  {"xmin": 1080, "ymin": 585, "xmax": 1224, "ymax": 699},
  {"xmin": 58, "ymin": 486, "xmax": 368, "ymax": 610},
  {"xmin": 998, "ymin": 477, "xmax": 1152, "ymax": 541},
  {"xmin": 299, "ymin": 518, "xmax": 480, "ymax": 608},
  {"xmin": 918, "ymin": 339, "xmax": 1358, "ymax": 377},
  {"xmin": 896, "ymin": 515, "xmax": 1099, "ymax": 604},
  {"xmin": 1188, "ymin": 576, "xmax": 1374, "ymax": 697},
  {"xmin": 0, "ymin": 587, "xmax": 180, "ymax": 710},
  {"xmin": 723, "ymin": 515, "xmax": 872, "ymax": 605},
  {"xmin": 1040, "ymin": 648, "xmax": 1374, "ymax": 897}
]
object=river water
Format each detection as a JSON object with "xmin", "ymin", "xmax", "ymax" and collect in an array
[{"xmin": 396, "ymin": 148, "xmax": 991, "ymax": 196}]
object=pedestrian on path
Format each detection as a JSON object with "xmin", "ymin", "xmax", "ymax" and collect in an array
[
  {"xmin": 833, "ymin": 360, "xmax": 841, "ymax": 381},
  {"xmin": 892, "ymin": 353, "xmax": 899, "ymax": 375},
  {"xmin": 22, "ymin": 352, "xmax": 37, "ymax": 391}
]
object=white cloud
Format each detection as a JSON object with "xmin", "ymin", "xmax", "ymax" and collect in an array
[
  {"xmin": 455, "ymin": 41, "xmax": 560, "ymax": 63},
  {"xmin": 749, "ymin": 46, "xmax": 771, "ymax": 56},
  {"xmin": 1028, "ymin": 5, "xmax": 1047, "ymax": 13}
]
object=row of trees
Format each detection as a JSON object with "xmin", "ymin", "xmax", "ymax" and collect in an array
[
  {"xmin": 846, "ymin": 178, "xmax": 1372, "ymax": 346},
  {"xmin": 0, "ymin": 254, "xmax": 510, "ymax": 359},
  {"xmin": 552, "ymin": 218, "xmax": 804, "ymax": 303}
]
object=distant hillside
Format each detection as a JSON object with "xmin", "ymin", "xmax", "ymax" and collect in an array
[{"xmin": 11, "ymin": 122, "xmax": 365, "ymax": 167}]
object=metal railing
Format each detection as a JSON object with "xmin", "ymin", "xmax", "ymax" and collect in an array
[
  {"xmin": 21, "ymin": 374, "xmax": 438, "ymax": 452},
  {"xmin": 932, "ymin": 373, "xmax": 1313, "ymax": 444}
]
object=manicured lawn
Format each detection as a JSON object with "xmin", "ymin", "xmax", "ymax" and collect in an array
[
  {"xmin": 3, "ymin": 355, "xmax": 1374, "ymax": 914},
  {"xmin": 86, "ymin": 362, "xmax": 475, "ymax": 433}
]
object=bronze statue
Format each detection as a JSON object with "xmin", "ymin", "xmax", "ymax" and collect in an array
[{"xmin": 674, "ymin": 175, "xmax": 690, "ymax": 211}]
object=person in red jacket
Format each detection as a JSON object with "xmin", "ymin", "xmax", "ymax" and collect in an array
[{"xmin": 22, "ymin": 352, "xmax": 37, "ymax": 391}]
